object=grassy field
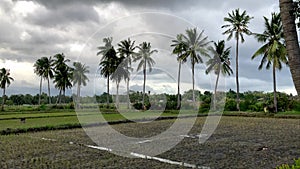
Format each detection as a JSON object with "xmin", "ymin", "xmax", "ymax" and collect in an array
[{"xmin": 0, "ymin": 107, "xmax": 299, "ymax": 134}]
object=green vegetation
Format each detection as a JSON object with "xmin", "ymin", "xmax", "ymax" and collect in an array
[{"xmin": 276, "ymin": 158, "xmax": 300, "ymax": 169}]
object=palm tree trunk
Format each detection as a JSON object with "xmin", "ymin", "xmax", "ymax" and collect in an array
[
  {"xmin": 177, "ymin": 60, "xmax": 182, "ymax": 109},
  {"xmin": 142, "ymin": 62, "xmax": 146, "ymax": 106},
  {"xmin": 273, "ymin": 64, "xmax": 278, "ymax": 113},
  {"xmin": 236, "ymin": 38, "xmax": 240, "ymax": 111},
  {"xmin": 39, "ymin": 76, "xmax": 42, "ymax": 105},
  {"xmin": 107, "ymin": 76, "xmax": 110, "ymax": 108},
  {"xmin": 77, "ymin": 82, "xmax": 81, "ymax": 108},
  {"xmin": 126, "ymin": 60, "xmax": 130, "ymax": 109},
  {"xmin": 280, "ymin": 0, "xmax": 300, "ymax": 95},
  {"xmin": 63, "ymin": 90, "xmax": 65, "ymax": 104},
  {"xmin": 1, "ymin": 87, "xmax": 5, "ymax": 111},
  {"xmin": 56, "ymin": 90, "xmax": 62, "ymax": 104},
  {"xmin": 192, "ymin": 59, "xmax": 195, "ymax": 104},
  {"xmin": 47, "ymin": 77, "xmax": 51, "ymax": 104},
  {"xmin": 214, "ymin": 69, "xmax": 221, "ymax": 110},
  {"xmin": 116, "ymin": 81, "xmax": 119, "ymax": 108},
  {"xmin": 127, "ymin": 78, "xmax": 130, "ymax": 109}
]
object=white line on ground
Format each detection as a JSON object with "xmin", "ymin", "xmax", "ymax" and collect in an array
[
  {"xmin": 137, "ymin": 139, "xmax": 153, "ymax": 144},
  {"xmin": 29, "ymin": 136, "xmax": 211, "ymax": 169}
]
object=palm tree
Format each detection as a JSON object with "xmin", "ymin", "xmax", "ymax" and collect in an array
[
  {"xmin": 279, "ymin": 0, "xmax": 300, "ymax": 95},
  {"xmin": 72, "ymin": 62, "xmax": 89, "ymax": 106},
  {"xmin": 171, "ymin": 34, "xmax": 187, "ymax": 109},
  {"xmin": 97, "ymin": 37, "xmax": 117, "ymax": 107},
  {"xmin": 111, "ymin": 56, "xmax": 129, "ymax": 108},
  {"xmin": 0, "ymin": 68, "xmax": 14, "ymax": 111},
  {"xmin": 179, "ymin": 28, "xmax": 210, "ymax": 105},
  {"xmin": 222, "ymin": 9, "xmax": 253, "ymax": 111},
  {"xmin": 33, "ymin": 57, "xmax": 54, "ymax": 105},
  {"xmin": 134, "ymin": 42, "xmax": 158, "ymax": 106},
  {"xmin": 117, "ymin": 38, "xmax": 136, "ymax": 109},
  {"xmin": 252, "ymin": 13, "xmax": 288, "ymax": 113},
  {"xmin": 206, "ymin": 40, "xmax": 233, "ymax": 110},
  {"xmin": 34, "ymin": 57, "xmax": 45, "ymax": 105},
  {"xmin": 53, "ymin": 53, "xmax": 72, "ymax": 104}
]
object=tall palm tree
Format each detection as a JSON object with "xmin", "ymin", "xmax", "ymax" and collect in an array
[
  {"xmin": 171, "ymin": 34, "xmax": 187, "ymax": 109},
  {"xmin": 252, "ymin": 13, "xmax": 288, "ymax": 113},
  {"xmin": 111, "ymin": 56, "xmax": 129, "ymax": 108},
  {"xmin": 72, "ymin": 62, "xmax": 89, "ymax": 105},
  {"xmin": 97, "ymin": 37, "xmax": 117, "ymax": 107},
  {"xmin": 34, "ymin": 57, "xmax": 45, "ymax": 105},
  {"xmin": 206, "ymin": 40, "xmax": 233, "ymax": 110},
  {"xmin": 280, "ymin": 0, "xmax": 300, "ymax": 95},
  {"xmin": 53, "ymin": 53, "xmax": 72, "ymax": 104},
  {"xmin": 117, "ymin": 38, "xmax": 136, "ymax": 109},
  {"xmin": 179, "ymin": 28, "xmax": 210, "ymax": 105},
  {"xmin": 0, "ymin": 68, "xmax": 14, "ymax": 111},
  {"xmin": 222, "ymin": 9, "xmax": 253, "ymax": 111},
  {"xmin": 134, "ymin": 42, "xmax": 158, "ymax": 106},
  {"xmin": 33, "ymin": 57, "xmax": 54, "ymax": 105}
]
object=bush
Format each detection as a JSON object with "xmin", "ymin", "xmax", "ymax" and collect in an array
[
  {"xmin": 276, "ymin": 158, "xmax": 300, "ymax": 169},
  {"xmin": 225, "ymin": 99, "xmax": 237, "ymax": 111},
  {"xmin": 38, "ymin": 104, "xmax": 47, "ymax": 111},
  {"xmin": 132, "ymin": 102, "xmax": 150, "ymax": 110},
  {"xmin": 290, "ymin": 100, "xmax": 300, "ymax": 111},
  {"xmin": 198, "ymin": 102, "xmax": 210, "ymax": 113},
  {"xmin": 133, "ymin": 102, "xmax": 143, "ymax": 110}
]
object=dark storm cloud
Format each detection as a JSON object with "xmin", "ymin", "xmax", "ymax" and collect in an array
[{"xmin": 26, "ymin": 3, "xmax": 100, "ymax": 27}]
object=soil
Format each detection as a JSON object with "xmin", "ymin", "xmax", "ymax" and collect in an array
[{"xmin": 0, "ymin": 116, "xmax": 299, "ymax": 169}]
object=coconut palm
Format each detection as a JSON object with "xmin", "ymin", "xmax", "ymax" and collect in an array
[
  {"xmin": 134, "ymin": 42, "xmax": 158, "ymax": 106},
  {"xmin": 111, "ymin": 56, "xmax": 130, "ymax": 108},
  {"xmin": 72, "ymin": 62, "xmax": 89, "ymax": 105},
  {"xmin": 97, "ymin": 37, "xmax": 117, "ymax": 107},
  {"xmin": 206, "ymin": 40, "xmax": 233, "ymax": 110},
  {"xmin": 171, "ymin": 34, "xmax": 187, "ymax": 109},
  {"xmin": 117, "ymin": 38, "xmax": 136, "ymax": 109},
  {"xmin": 33, "ymin": 57, "xmax": 54, "ymax": 105},
  {"xmin": 222, "ymin": 9, "xmax": 253, "ymax": 111},
  {"xmin": 279, "ymin": 0, "xmax": 300, "ymax": 95},
  {"xmin": 34, "ymin": 57, "xmax": 45, "ymax": 105},
  {"xmin": 53, "ymin": 53, "xmax": 72, "ymax": 104},
  {"xmin": 0, "ymin": 68, "xmax": 14, "ymax": 111},
  {"xmin": 252, "ymin": 13, "xmax": 288, "ymax": 113},
  {"xmin": 179, "ymin": 28, "xmax": 210, "ymax": 105}
]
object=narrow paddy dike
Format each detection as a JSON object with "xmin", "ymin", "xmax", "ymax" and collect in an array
[{"xmin": 30, "ymin": 135, "xmax": 211, "ymax": 169}]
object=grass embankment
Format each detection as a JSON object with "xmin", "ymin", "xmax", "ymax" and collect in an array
[
  {"xmin": 0, "ymin": 106, "xmax": 299, "ymax": 135},
  {"xmin": 0, "ymin": 109, "xmax": 184, "ymax": 135}
]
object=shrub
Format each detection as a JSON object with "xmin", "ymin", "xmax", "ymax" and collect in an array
[
  {"xmin": 225, "ymin": 99, "xmax": 237, "ymax": 111},
  {"xmin": 133, "ymin": 102, "xmax": 143, "ymax": 110},
  {"xmin": 276, "ymin": 158, "xmax": 300, "ymax": 169},
  {"xmin": 38, "ymin": 104, "xmax": 47, "ymax": 111},
  {"xmin": 198, "ymin": 102, "xmax": 210, "ymax": 113}
]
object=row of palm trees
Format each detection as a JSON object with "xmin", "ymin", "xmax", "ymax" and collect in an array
[
  {"xmin": 97, "ymin": 37, "xmax": 158, "ymax": 108},
  {"xmin": 33, "ymin": 53, "xmax": 89, "ymax": 105},
  {"xmin": 97, "ymin": 28, "xmax": 231, "ymax": 110},
  {"xmin": 97, "ymin": 9, "xmax": 288, "ymax": 113},
  {"xmin": 0, "ymin": 9, "xmax": 289, "ymax": 113}
]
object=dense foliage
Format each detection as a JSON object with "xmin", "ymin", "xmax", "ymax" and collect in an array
[{"xmin": 2, "ymin": 89, "xmax": 299, "ymax": 113}]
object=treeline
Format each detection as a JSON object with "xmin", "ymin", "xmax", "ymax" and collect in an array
[
  {"xmin": 0, "ymin": 93, "xmax": 73, "ymax": 106},
  {"xmin": 2, "ymin": 90, "xmax": 299, "ymax": 112}
]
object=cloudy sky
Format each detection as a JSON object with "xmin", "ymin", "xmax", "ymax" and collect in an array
[{"xmin": 0, "ymin": 0, "xmax": 297, "ymax": 96}]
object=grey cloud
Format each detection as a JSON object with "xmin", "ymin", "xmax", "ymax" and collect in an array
[{"xmin": 26, "ymin": 3, "xmax": 100, "ymax": 28}]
